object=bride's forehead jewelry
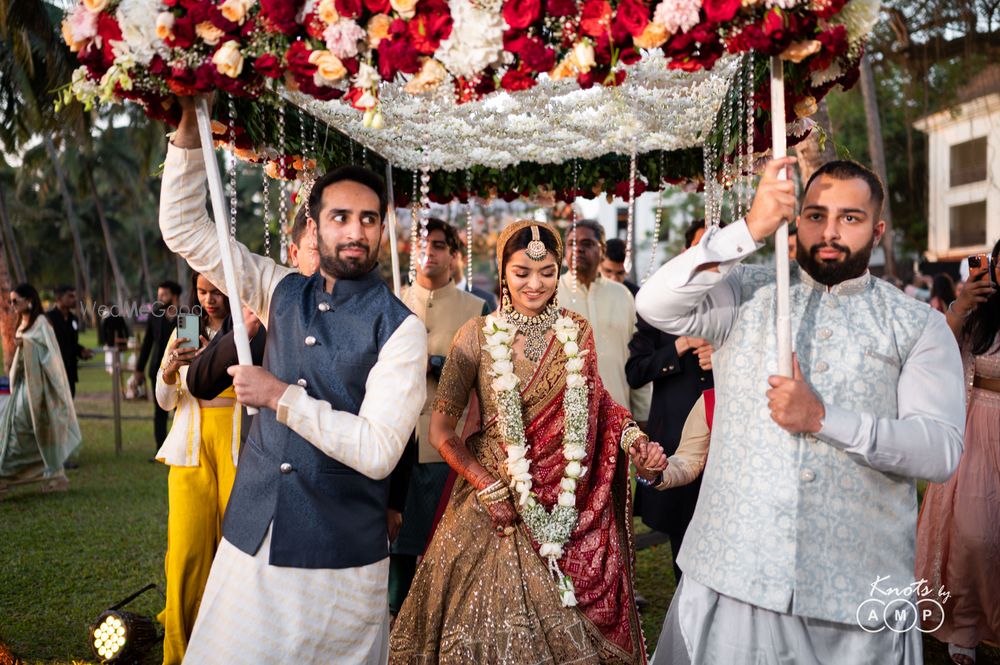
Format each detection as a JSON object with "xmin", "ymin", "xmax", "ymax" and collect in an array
[{"xmin": 526, "ymin": 226, "xmax": 547, "ymax": 261}]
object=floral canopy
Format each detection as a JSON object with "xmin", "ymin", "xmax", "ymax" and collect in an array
[{"xmin": 62, "ymin": 0, "xmax": 879, "ymax": 202}]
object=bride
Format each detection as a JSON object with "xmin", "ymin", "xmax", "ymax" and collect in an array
[{"xmin": 390, "ymin": 220, "xmax": 666, "ymax": 664}]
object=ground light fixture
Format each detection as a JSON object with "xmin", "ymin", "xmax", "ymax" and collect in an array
[{"xmin": 89, "ymin": 584, "xmax": 161, "ymax": 663}]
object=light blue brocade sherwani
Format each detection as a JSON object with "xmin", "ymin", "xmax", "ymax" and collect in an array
[{"xmin": 636, "ymin": 221, "xmax": 966, "ymax": 665}]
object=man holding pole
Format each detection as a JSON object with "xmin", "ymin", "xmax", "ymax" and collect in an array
[
  {"xmin": 157, "ymin": 97, "xmax": 426, "ymax": 663},
  {"xmin": 638, "ymin": 158, "xmax": 965, "ymax": 664}
]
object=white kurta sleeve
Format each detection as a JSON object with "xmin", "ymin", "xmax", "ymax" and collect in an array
[
  {"xmin": 635, "ymin": 221, "xmax": 761, "ymax": 346},
  {"xmin": 159, "ymin": 143, "xmax": 295, "ymax": 326},
  {"xmin": 816, "ymin": 312, "xmax": 965, "ymax": 483},
  {"xmin": 274, "ymin": 315, "xmax": 428, "ymax": 480}
]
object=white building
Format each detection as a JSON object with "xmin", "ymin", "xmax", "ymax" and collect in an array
[{"xmin": 914, "ymin": 65, "xmax": 1000, "ymax": 262}]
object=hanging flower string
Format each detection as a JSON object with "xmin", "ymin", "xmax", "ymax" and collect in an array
[{"xmin": 483, "ymin": 314, "xmax": 589, "ymax": 607}]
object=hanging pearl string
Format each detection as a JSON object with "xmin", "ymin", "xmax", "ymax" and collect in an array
[
  {"xmin": 227, "ymin": 95, "xmax": 238, "ymax": 242},
  {"xmin": 262, "ymin": 168, "xmax": 271, "ymax": 258},
  {"xmin": 643, "ymin": 152, "xmax": 666, "ymax": 284},
  {"xmin": 465, "ymin": 170, "xmax": 474, "ymax": 292},
  {"xmin": 720, "ymin": 72, "xmax": 735, "ymax": 225},
  {"xmin": 418, "ymin": 165, "xmax": 431, "ymax": 268},
  {"xmin": 408, "ymin": 170, "xmax": 419, "ymax": 283},
  {"xmin": 624, "ymin": 144, "xmax": 637, "ymax": 274},
  {"xmin": 278, "ymin": 102, "xmax": 288, "ymax": 265},
  {"xmin": 570, "ymin": 159, "xmax": 579, "ymax": 293},
  {"xmin": 743, "ymin": 51, "xmax": 756, "ymax": 220}
]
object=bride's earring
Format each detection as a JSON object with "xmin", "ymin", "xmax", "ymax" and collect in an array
[{"xmin": 501, "ymin": 282, "xmax": 512, "ymax": 315}]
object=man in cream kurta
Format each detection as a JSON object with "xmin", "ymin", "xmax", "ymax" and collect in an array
[
  {"xmin": 158, "ymin": 99, "xmax": 426, "ymax": 664},
  {"xmin": 638, "ymin": 159, "xmax": 965, "ymax": 664},
  {"xmin": 558, "ymin": 220, "xmax": 651, "ymax": 420},
  {"xmin": 390, "ymin": 218, "xmax": 486, "ymax": 613}
]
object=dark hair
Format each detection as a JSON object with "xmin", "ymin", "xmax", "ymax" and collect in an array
[
  {"xmin": 54, "ymin": 284, "xmax": 76, "ymax": 298},
  {"xmin": 189, "ymin": 271, "xmax": 231, "ymax": 329},
  {"xmin": 502, "ymin": 225, "xmax": 561, "ymax": 273},
  {"xmin": 803, "ymin": 160, "xmax": 885, "ymax": 218},
  {"xmin": 157, "ymin": 280, "xmax": 182, "ymax": 296},
  {"xmin": 290, "ymin": 205, "xmax": 310, "ymax": 245},
  {"xmin": 13, "ymin": 283, "xmax": 43, "ymax": 329},
  {"xmin": 789, "ymin": 225, "xmax": 798, "ymax": 237},
  {"xmin": 605, "ymin": 238, "xmax": 627, "ymax": 263},
  {"xmin": 930, "ymin": 273, "xmax": 956, "ymax": 307},
  {"xmin": 963, "ymin": 237, "xmax": 1000, "ymax": 356},
  {"xmin": 425, "ymin": 218, "xmax": 461, "ymax": 254},
  {"xmin": 568, "ymin": 219, "xmax": 605, "ymax": 246},
  {"xmin": 684, "ymin": 219, "xmax": 706, "ymax": 249},
  {"xmin": 307, "ymin": 165, "xmax": 388, "ymax": 225}
]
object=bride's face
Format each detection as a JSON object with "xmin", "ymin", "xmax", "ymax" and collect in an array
[{"xmin": 505, "ymin": 249, "xmax": 559, "ymax": 316}]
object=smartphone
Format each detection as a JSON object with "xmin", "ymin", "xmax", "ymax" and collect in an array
[{"xmin": 175, "ymin": 313, "xmax": 200, "ymax": 350}]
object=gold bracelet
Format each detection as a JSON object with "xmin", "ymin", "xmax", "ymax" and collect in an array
[
  {"xmin": 620, "ymin": 424, "xmax": 646, "ymax": 454},
  {"xmin": 476, "ymin": 479, "xmax": 504, "ymax": 498},
  {"xmin": 479, "ymin": 490, "xmax": 511, "ymax": 506}
]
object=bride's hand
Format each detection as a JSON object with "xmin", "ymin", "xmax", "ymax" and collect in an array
[
  {"xmin": 485, "ymin": 500, "xmax": 518, "ymax": 537},
  {"xmin": 631, "ymin": 439, "xmax": 668, "ymax": 480}
]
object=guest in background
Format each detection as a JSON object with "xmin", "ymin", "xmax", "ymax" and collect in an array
[
  {"xmin": 45, "ymin": 285, "xmax": 92, "ymax": 398},
  {"xmin": 558, "ymin": 219, "xmax": 651, "ymax": 420},
  {"xmin": 0, "ymin": 284, "xmax": 81, "ymax": 497},
  {"xmin": 625, "ymin": 219, "xmax": 715, "ymax": 582},
  {"xmin": 286, "ymin": 206, "xmax": 317, "ymax": 273},
  {"xmin": 917, "ymin": 239, "xmax": 1000, "ymax": 665},
  {"xmin": 154, "ymin": 271, "xmax": 239, "ymax": 665},
  {"xmin": 929, "ymin": 272, "xmax": 957, "ymax": 314},
  {"xmin": 391, "ymin": 219, "xmax": 487, "ymax": 615},
  {"xmin": 601, "ymin": 237, "xmax": 639, "ymax": 296},
  {"xmin": 135, "ymin": 280, "xmax": 182, "ymax": 454},
  {"xmin": 787, "ymin": 225, "xmax": 798, "ymax": 260}
]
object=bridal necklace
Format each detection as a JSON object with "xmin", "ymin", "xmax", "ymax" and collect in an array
[{"xmin": 503, "ymin": 301, "xmax": 558, "ymax": 362}]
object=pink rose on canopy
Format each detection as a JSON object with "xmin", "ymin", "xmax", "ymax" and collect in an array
[
  {"xmin": 652, "ymin": 0, "xmax": 701, "ymax": 34},
  {"xmin": 324, "ymin": 19, "xmax": 366, "ymax": 58},
  {"xmin": 65, "ymin": 5, "xmax": 98, "ymax": 45}
]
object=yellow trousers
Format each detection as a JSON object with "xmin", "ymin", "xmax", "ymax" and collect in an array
[{"xmin": 159, "ymin": 406, "xmax": 239, "ymax": 665}]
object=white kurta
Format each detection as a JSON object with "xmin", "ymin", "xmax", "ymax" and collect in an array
[{"xmin": 159, "ymin": 143, "xmax": 427, "ymax": 663}]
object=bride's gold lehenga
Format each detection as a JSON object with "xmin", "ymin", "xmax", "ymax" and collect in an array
[{"xmin": 389, "ymin": 311, "xmax": 646, "ymax": 664}]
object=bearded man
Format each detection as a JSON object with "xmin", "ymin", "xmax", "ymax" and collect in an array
[
  {"xmin": 638, "ymin": 159, "xmax": 965, "ymax": 665},
  {"xmin": 156, "ymin": 97, "xmax": 426, "ymax": 664}
]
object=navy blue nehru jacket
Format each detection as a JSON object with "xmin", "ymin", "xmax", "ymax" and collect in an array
[{"xmin": 222, "ymin": 267, "xmax": 413, "ymax": 569}]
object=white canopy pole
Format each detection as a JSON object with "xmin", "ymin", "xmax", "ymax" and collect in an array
[
  {"xmin": 194, "ymin": 95, "xmax": 258, "ymax": 415},
  {"xmin": 769, "ymin": 56, "xmax": 793, "ymax": 378},
  {"xmin": 385, "ymin": 163, "xmax": 402, "ymax": 297}
]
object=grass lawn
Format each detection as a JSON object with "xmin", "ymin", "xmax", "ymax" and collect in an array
[{"xmin": 1, "ymin": 331, "xmax": 997, "ymax": 663}]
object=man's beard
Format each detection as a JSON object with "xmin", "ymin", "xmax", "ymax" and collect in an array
[
  {"xmin": 797, "ymin": 236, "xmax": 875, "ymax": 287},
  {"xmin": 319, "ymin": 239, "xmax": 377, "ymax": 279}
]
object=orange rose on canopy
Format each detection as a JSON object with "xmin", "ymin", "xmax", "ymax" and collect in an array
[{"xmin": 579, "ymin": 0, "xmax": 612, "ymax": 37}]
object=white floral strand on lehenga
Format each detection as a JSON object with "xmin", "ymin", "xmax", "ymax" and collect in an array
[{"xmin": 482, "ymin": 314, "xmax": 590, "ymax": 607}]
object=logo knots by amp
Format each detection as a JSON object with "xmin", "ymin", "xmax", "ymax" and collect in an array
[{"xmin": 855, "ymin": 575, "xmax": 950, "ymax": 634}]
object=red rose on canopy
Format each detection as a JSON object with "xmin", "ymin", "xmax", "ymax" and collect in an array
[
  {"xmin": 579, "ymin": 0, "xmax": 612, "ymax": 37},
  {"xmin": 254, "ymin": 53, "xmax": 284, "ymax": 78},
  {"xmin": 809, "ymin": 24, "xmax": 848, "ymax": 71},
  {"xmin": 546, "ymin": 0, "xmax": 577, "ymax": 17},
  {"xmin": 614, "ymin": 178, "xmax": 647, "ymax": 200},
  {"xmin": 725, "ymin": 23, "xmax": 769, "ymax": 53},
  {"xmin": 500, "ymin": 65, "xmax": 536, "ymax": 91},
  {"xmin": 365, "ymin": 0, "xmax": 392, "ymax": 12},
  {"xmin": 95, "ymin": 13, "xmax": 123, "ymax": 66},
  {"xmin": 762, "ymin": 7, "xmax": 784, "ymax": 36},
  {"xmin": 194, "ymin": 62, "xmax": 216, "ymax": 90},
  {"xmin": 286, "ymin": 40, "xmax": 317, "ymax": 78},
  {"xmin": 518, "ymin": 36, "xmax": 555, "ymax": 72},
  {"xmin": 166, "ymin": 66, "xmax": 198, "ymax": 96},
  {"xmin": 702, "ymin": 0, "xmax": 740, "ymax": 23},
  {"xmin": 618, "ymin": 45, "xmax": 640, "ymax": 65},
  {"xmin": 260, "ymin": 0, "xmax": 302, "ymax": 35},
  {"xmin": 614, "ymin": 0, "xmax": 649, "ymax": 38},
  {"xmin": 378, "ymin": 34, "xmax": 422, "ymax": 79},
  {"xmin": 503, "ymin": 0, "xmax": 542, "ymax": 31},
  {"xmin": 336, "ymin": 0, "xmax": 363, "ymax": 19},
  {"xmin": 408, "ymin": 9, "xmax": 453, "ymax": 55},
  {"xmin": 812, "ymin": 0, "xmax": 847, "ymax": 20}
]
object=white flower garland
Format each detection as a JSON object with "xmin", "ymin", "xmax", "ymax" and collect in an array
[{"xmin": 482, "ymin": 313, "xmax": 589, "ymax": 607}]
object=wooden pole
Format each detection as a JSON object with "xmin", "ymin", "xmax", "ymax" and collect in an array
[
  {"xmin": 770, "ymin": 56, "xmax": 793, "ymax": 378},
  {"xmin": 193, "ymin": 96, "xmax": 258, "ymax": 415},
  {"xmin": 112, "ymin": 346, "xmax": 123, "ymax": 456}
]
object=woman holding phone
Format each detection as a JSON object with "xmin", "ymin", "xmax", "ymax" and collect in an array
[
  {"xmin": 154, "ymin": 271, "xmax": 240, "ymax": 665},
  {"xmin": 916, "ymin": 239, "xmax": 1000, "ymax": 665}
]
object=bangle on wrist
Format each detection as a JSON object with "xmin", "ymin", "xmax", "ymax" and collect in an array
[
  {"xmin": 947, "ymin": 301, "xmax": 971, "ymax": 319},
  {"xmin": 636, "ymin": 471, "xmax": 664, "ymax": 487}
]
